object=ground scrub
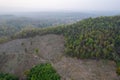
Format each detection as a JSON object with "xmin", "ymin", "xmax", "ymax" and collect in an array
[
  {"xmin": 0, "ymin": 73, "xmax": 18, "ymax": 80},
  {"xmin": 26, "ymin": 63, "xmax": 61, "ymax": 80},
  {"xmin": 34, "ymin": 48, "xmax": 39, "ymax": 54}
]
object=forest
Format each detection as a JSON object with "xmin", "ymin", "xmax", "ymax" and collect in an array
[
  {"xmin": 12, "ymin": 16, "xmax": 120, "ymax": 75},
  {"xmin": 0, "ymin": 12, "xmax": 94, "ymax": 37},
  {"xmin": 0, "ymin": 15, "xmax": 120, "ymax": 79}
]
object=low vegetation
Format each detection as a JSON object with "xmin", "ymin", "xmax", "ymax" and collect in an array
[
  {"xmin": 26, "ymin": 63, "xmax": 61, "ymax": 80},
  {"xmin": 0, "ymin": 73, "xmax": 18, "ymax": 80},
  {"xmin": 34, "ymin": 48, "xmax": 39, "ymax": 54},
  {"xmin": 0, "ymin": 63, "xmax": 60, "ymax": 80}
]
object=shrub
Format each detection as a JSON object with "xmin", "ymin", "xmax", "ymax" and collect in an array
[
  {"xmin": 116, "ymin": 67, "xmax": 120, "ymax": 75},
  {"xmin": 27, "ymin": 63, "xmax": 61, "ymax": 80},
  {"xmin": 0, "ymin": 73, "xmax": 18, "ymax": 80},
  {"xmin": 34, "ymin": 48, "xmax": 39, "ymax": 54}
]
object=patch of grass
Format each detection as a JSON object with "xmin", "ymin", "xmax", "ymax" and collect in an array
[
  {"xmin": 116, "ymin": 67, "xmax": 120, "ymax": 75},
  {"xmin": 24, "ymin": 70, "xmax": 30, "ymax": 76},
  {"xmin": 0, "ymin": 73, "xmax": 18, "ymax": 80},
  {"xmin": 26, "ymin": 63, "xmax": 61, "ymax": 80},
  {"xmin": 34, "ymin": 48, "xmax": 39, "ymax": 54}
]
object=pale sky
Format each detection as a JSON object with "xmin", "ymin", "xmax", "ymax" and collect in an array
[{"xmin": 0, "ymin": 0, "xmax": 120, "ymax": 12}]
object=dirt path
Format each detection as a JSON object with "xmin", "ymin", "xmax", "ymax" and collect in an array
[{"xmin": 0, "ymin": 34, "xmax": 119, "ymax": 80}]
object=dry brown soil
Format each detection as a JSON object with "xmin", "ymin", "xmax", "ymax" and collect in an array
[{"xmin": 0, "ymin": 34, "xmax": 119, "ymax": 80}]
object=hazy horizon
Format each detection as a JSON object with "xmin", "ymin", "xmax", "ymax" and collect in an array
[{"xmin": 0, "ymin": 0, "xmax": 120, "ymax": 13}]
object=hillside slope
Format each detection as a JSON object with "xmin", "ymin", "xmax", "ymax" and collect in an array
[
  {"xmin": 0, "ymin": 34, "xmax": 64, "ymax": 78},
  {"xmin": 0, "ymin": 34, "xmax": 119, "ymax": 80},
  {"xmin": 13, "ymin": 16, "xmax": 120, "ymax": 62}
]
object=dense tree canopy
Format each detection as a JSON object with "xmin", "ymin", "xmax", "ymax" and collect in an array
[
  {"xmin": 14, "ymin": 16, "xmax": 120, "ymax": 60},
  {"xmin": 1, "ymin": 15, "xmax": 120, "ymax": 76}
]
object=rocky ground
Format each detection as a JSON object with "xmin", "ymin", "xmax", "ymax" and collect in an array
[{"xmin": 0, "ymin": 34, "xmax": 119, "ymax": 80}]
